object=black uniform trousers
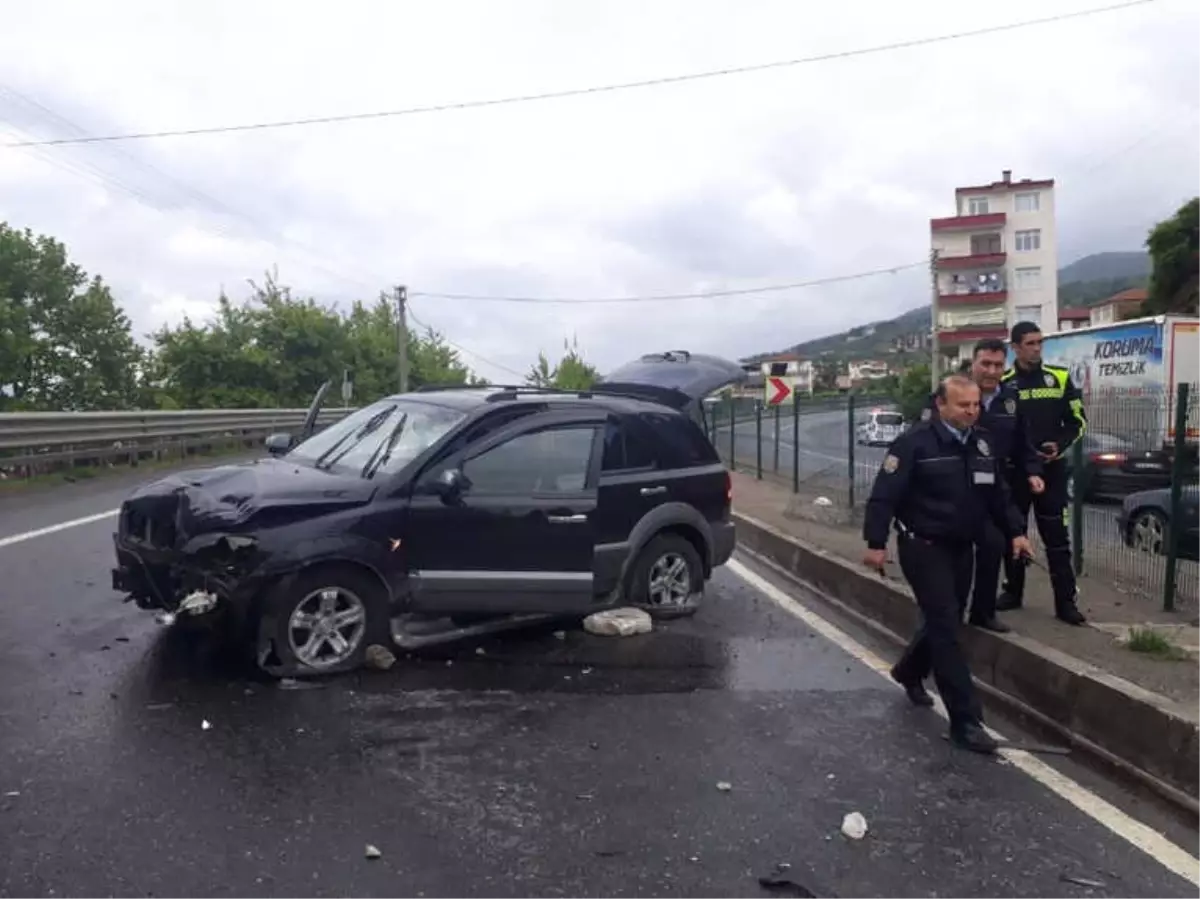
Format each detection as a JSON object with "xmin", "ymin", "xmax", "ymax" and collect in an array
[
  {"xmin": 1002, "ymin": 458, "xmax": 1077, "ymax": 608},
  {"xmin": 891, "ymin": 531, "xmax": 983, "ymax": 728},
  {"xmin": 969, "ymin": 520, "xmax": 1005, "ymax": 622}
]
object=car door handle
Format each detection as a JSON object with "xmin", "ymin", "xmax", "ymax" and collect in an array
[
  {"xmin": 639, "ymin": 486, "xmax": 667, "ymax": 496},
  {"xmin": 547, "ymin": 514, "xmax": 588, "ymax": 524}
]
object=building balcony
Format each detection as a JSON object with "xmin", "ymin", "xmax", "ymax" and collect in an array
[
  {"xmin": 936, "ymin": 325, "xmax": 1008, "ymax": 344},
  {"xmin": 930, "ymin": 212, "xmax": 1007, "ymax": 232},
  {"xmin": 939, "ymin": 290, "xmax": 1007, "ymax": 306},
  {"xmin": 936, "ymin": 252, "xmax": 1006, "ymax": 270}
]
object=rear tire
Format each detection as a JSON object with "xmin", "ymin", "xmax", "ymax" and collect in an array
[
  {"xmin": 1127, "ymin": 509, "xmax": 1170, "ymax": 557},
  {"xmin": 256, "ymin": 564, "xmax": 390, "ymax": 677},
  {"xmin": 626, "ymin": 533, "xmax": 705, "ymax": 620}
]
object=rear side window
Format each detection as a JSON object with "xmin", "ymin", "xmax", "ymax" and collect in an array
[
  {"xmin": 640, "ymin": 411, "xmax": 719, "ymax": 468},
  {"xmin": 601, "ymin": 419, "xmax": 658, "ymax": 472}
]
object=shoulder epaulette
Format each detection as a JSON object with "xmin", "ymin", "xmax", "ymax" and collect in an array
[{"xmin": 1000, "ymin": 369, "xmax": 1016, "ymax": 381}]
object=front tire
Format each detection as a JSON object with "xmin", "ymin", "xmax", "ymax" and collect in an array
[
  {"xmin": 257, "ymin": 564, "xmax": 390, "ymax": 677},
  {"xmin": 626, "ymin": 533, "xmax": 705, "ymax": 620},
  {"xmin": 1127, "ymin": 509, "xmax": 1170, "ymax": 557}
]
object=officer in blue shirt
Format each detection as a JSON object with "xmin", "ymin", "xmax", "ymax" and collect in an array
[
  {"xmin": 922, "ymin": 338, "xmax": 1045, "ymax": 632},
  {"xmin": 864, "ymin": 374, "xmax": 1033, "ymax": 753}
]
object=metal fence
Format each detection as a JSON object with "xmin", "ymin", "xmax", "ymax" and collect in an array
[
  {"xmin": 0, "ymin": 407, "xmax": 355, "ymax": 477},
  {"xmin": 714, "ymin": 387, "xmax": 1199, "ymax": 610}
]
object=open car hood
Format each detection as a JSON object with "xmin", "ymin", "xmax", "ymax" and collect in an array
[
  {"xmin": 121, "ymin": 457, "xmax": 378, "ymax": 546},
  {"xmin": 593, "ymin": 351, "xmax": 747, "ymax": 409}
]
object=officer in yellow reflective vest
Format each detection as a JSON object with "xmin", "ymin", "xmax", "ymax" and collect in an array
[{"xmin": 998, "ymin": 321, "xmax": 1088, "ymax": 625}]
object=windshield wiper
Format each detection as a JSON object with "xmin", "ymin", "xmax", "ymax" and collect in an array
[
  {"xmin": 314, "ymin": 406, "xmax": 395, "ymax": 471},
  {"xmin": 362, "ymin": 413, "xmax": 410, "ymax": 479}
]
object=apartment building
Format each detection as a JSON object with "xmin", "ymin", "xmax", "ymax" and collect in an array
[{"xmin": 929, "ymin": 169, "xmax": 1059, "ymax": 366}]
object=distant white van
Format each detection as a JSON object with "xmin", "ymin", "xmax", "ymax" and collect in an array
[{"xmin": 856, "ymin": 408, "xmax": 905, "ymax": 447}]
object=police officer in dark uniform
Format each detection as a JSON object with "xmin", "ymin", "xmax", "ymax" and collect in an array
[
  {"xmin": 922, "ymin": 338, "xmax": 1045, "ymax": 633},
  {"xmin": 863, "ymin": 374, "xmax": 1033, "ymax": 754},
  {"xmin": 998, "ymin": 322, "xmax": 1088, "ymax": 626}
]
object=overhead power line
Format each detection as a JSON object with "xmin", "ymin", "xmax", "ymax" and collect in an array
[
  {"xmin": 1, "ymin": 0, "xmax": 1155, "ymax": 149},
  {"xmin": 410, "ymin": 261, "xmax": 926, "ymax": 304},
  {"xmin": 406, "ymin": 308, "xmax": 528, "ymax": 379}
]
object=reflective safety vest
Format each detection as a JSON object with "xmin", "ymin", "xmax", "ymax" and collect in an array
[{"xmin": 1000, "ymin": 363, "xmax": 1087, "ymax": 458}]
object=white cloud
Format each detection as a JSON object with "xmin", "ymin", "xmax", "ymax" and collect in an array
[{"xmin": 0, "ymin": 0, "xmax": 1196, "ymax": 382}]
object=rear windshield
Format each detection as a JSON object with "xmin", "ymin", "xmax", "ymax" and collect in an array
[{"xmin": 874, "ymin": 413, "xmax": 904, "ymax": 427}]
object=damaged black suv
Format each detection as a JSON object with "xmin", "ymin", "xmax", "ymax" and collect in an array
[{"xmin": 112, "ymin": 351, "xmax": 746, "ymax": 676}]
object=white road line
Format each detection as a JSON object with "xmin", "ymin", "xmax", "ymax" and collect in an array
[
  {"xmin": 726, "ymin": 557, "xmax": 1200, "ymax": 887},
  {"xmin": 0, "ymin": 509, "xmax": 120, "ymax": 550}
]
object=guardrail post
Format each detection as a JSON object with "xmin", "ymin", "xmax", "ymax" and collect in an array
[
  {"xmin": 727, "ymin": 394, "xmax": 736, "ymax": 472},
  {"xmin": 772, "ymin": 404, "xmax": 781, "ymax": 472},
  {"xmin": 791, "ymin": 396, "xmax": 800, "ymax": 493},
  {"xmin": 1163, "ymin": 382, "xmax": 1190, "ymax": 612},
  {"xmin": 755, "ymin": 403, "xmax": 763, "ymax": 480},
  {"xmin": 1071, "ymin": 439, "xmax": 1084, "ymax": 576},
  {"xmin": 847, "ymin": 395, "xmax": 857, "ymax": 509}
]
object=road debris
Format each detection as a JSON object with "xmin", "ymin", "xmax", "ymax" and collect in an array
[
  {"xmin": 364, "ymin": 644, "xmax": 397, "ymax": 671},
  {"xmin": 840, "ymin": 811, "xmax": 868, "ymax": 840},
  {"xmin": 757, "ymin": 862, "xmax": 817, "ymax": 897},
  {"xmin": 583, "ymin": 607, "xmax": 653, "ymax": 637},
  {"xmin": 278, "ymin": 677, "xmax": 323, "ymax": 691},
  {"xmin": 4, "ymin": 791, "xmax": 20, "ymax": 798},
  {"xmin": 200, "ymin": 719, "xmax": 212, "ymax": 731},
  {"xmin": 178, "ymin": 590, "xmax": 218, "ymax": 616},
  {"xmin": 364, "ymin": 844, "xmax": 382, "ymax": 860},
  {"xmin": 813, "ymin": 496, "xmax": 833, "ymax": 507},
  {"xmin": 553, "ymin": 630, "xmax": 567, "ymax": 640},
  {"xmin": 716, "ymin": 781, "xmax": 733, "ymax": 792},
  {"xmin": 1060, "ymin": 873, "xmax": 1106, "ymax": 889},
  {"xmin": 475, "ymin": 646, "xmax": 487, "ymax": 656}
]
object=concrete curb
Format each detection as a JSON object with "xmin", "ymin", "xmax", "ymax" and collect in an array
[{"xmin": 732, "ymin": 510, "xmax": 1200, "ymax": 811}]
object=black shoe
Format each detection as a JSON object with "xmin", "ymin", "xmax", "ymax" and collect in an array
[
  {"xmin": 950, "ymin": 722, "xmax": 999, "ymax": 754},
  {"xmin": 969, "ymin": 616, "xmax": 1011, "ymax": 634},
  {"xmin": 1056, "ymin": 604, "xmax": 1087, "ymax": 626},
  {"xmin": 890, "ymin": 666, "xmax": 934, "ymax": 707},
  {"xmin": 995, "ymin": 593, "xmax": 1022, "ymax": 612}
]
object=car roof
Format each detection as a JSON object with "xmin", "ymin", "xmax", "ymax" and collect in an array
[{"xmin": 381, "ymin": 386, "xmax": 675, "ymax": 417}]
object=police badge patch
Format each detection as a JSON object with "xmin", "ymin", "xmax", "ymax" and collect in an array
[
  {"xmin": 883, "ymin": 454, "xmax": 900, "ymax": 473},
  {"xmin": 1044, "ymin": 373, "xmax": 1056, "ymax": 387},
  {"xmin": 1004, "ymin": 397, "xmax": 1016, "ymax": 414},
  {"xmin": 977, "ymin": 438, "xmax": 990, "ymax": 457}
]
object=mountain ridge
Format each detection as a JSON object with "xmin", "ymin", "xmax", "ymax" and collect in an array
[{"xmin": 747, "ymin": 251, "xmax": 1150, "ymax": 363}]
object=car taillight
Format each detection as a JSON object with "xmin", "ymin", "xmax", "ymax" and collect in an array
[{"xmin": 1091, "ymin": 452, "xmax": 1127, "ymax": 463}]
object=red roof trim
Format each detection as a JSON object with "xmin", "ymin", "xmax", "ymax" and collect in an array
[
  {"xmin": 955, "ymin": 178, "xmax": 1054, "ymax": 194},
  {"xmin": 930, "ymin": 212, "xmax": 1007, "ymax": 232}
]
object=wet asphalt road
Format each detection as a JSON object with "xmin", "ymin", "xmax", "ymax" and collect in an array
[{"xmin": 1, "ymin": 464, "xmax": 1197, "ymax": 897}]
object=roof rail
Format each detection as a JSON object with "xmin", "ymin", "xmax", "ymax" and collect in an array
[
  {"xmin": 412, "ymin": 383, "xmax": 503, "ymax": 392},
  {"xmin": 483, "ymin": 386, "xmax": 596, "ymax": 403}
]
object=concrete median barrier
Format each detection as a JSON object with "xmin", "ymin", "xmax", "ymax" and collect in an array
[{"xmin": 732, "ymin": 509, "xmax": 1200, "ymax": 816}]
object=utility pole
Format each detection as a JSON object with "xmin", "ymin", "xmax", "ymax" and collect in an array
[
  {"xmin": 395, "ymin": 285, "xmax": 409, "ymax": 393},
  {"xmin": 929, "ymin": 247, "xmax": 940, "ymax": 392}
]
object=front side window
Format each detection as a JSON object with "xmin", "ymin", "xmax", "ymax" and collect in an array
[
  {"xmin": 286, "ymin": 399, "xmax": 467, "ymax": 477},
  {"xmin": 464, "ymin": 426, "xmax": 597, "ymax": 494}
]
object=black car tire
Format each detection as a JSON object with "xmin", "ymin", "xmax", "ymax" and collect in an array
[
  {"xmin": 257, "ymin": 564, "xmax": 390, "ymax": 677},
  {"xmin": 1126, "ymin": 509, "xmax": 1170, "ymax": 557},
  {"xmin": 626, "ymin": 532, "xmax": 705, "ymax": 620}
]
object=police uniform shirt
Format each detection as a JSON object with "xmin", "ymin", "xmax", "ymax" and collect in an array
[
  {"xmin": 922, "ymin": 381, "xmax": 1041, "ymax": 477},
  {"xmin": 863, "ymin": 419, "xmax": 1025, "ymax": 551}
]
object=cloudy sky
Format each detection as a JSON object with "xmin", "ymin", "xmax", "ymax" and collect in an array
[{"xmin": 1, "ymin": 0, "xmax": 1197, "ymax": 382}]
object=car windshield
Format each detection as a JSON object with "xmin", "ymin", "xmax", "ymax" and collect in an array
[
  {"xmin": 286, "ymin": 398, "xmax": 466, "ymax": 477},
  {"xmin": 875, "ymin": 413, "xmax": 904, "ymax": 427}
]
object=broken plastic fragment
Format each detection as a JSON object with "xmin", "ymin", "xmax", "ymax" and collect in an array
[
  {"xmin": 716, "ymin": 781, "xmax": 732, "ymax": 792},
  {"xmin": 278, "ymin": 677, "xmax": 322, "ymax": 691},
  {"xmin": 364, "ymin": 644, "xmax": 397, "ymax": 671},
  {"xmin": 583, "ymin": 607, "xmax": 653, "ymax": 637},
  {"xmin": 4, "ymin": 790, "xmax": 19, "ymax": 797},
  {"xmin": 155, "ymin": 612, "xmax": 177, "ymax": 627},
  {"xmin": 813, "ymin": 496, "xmax": 833, "ymax": 507},
  {"xmin": 553, "ymin": 630, "xmax": 567, "ymax": 640},
  {"xmin": 365, "ymin": 844, "xmax": 382, "ymax": 860},
  {"xmin": 841, "ymin": 811, "xmax": 867, "ymax": 840},
  {"xmin": 201, "ymin": 719, "xmax": 212, "ymax": 731},
  {"xmin": 178, "ymin": 590, "xmax": 219, "ymax": 616}
]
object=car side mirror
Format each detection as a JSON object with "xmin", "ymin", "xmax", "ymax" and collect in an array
[
  {"xmin": 432, "ymin": 467, "xmax": 468, "ymax": 503},
  {"xmin": 265, "ymin": 432, "xmax": 294, "ymax": 456}
]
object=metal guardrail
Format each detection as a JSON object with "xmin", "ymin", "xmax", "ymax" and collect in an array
[{"xmin": 0, "ymin": 407, "xmax": 356, "ymax": 469}]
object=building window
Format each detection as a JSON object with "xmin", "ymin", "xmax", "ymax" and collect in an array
[
  {"xmin": 970, "ymin": 233, "xmax": 1002, "ymax": 255},
  {"xmin": 1014, "ymin": 229, "xmax": 1041, "ymax": 252},
  {"xmin": 967, "ymin": 196, "xmax": 990, "ymax": 216},
  {"xmin": 1014, "ymin": 266, "xmax": 1042, "ymax": 291},
  {"xmin": 1015, "ymin": 192, "xmax": 1040, "ymax": 212},
  {"xmin": 1014, "ymin": 304, "xmax": 1042, "ymax": 329}
]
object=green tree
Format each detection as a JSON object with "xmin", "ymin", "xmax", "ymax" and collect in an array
[
  {"xmin": 812, "ymin": 356, "xmax": 841, "ymax": 392},
  {"xmin": 0, "ymin": 222, "xmax": 142, "ymax": 411},
  {"xmin": 526, "ymin": 336, "xmax": 599, "ymax": 390},
  {"xmin": 1143, "ymin": 197, "xmax": 1199, "ymax": 316},
  {"xmin": 893, "ymin": 362, "xmax": 932, "ymax": 422}
]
